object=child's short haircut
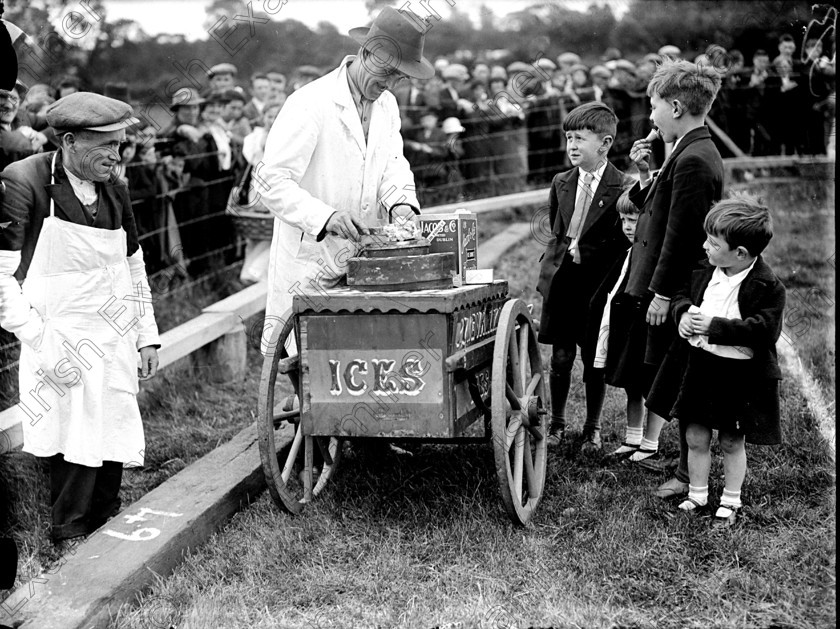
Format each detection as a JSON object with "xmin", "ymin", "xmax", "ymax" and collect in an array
[
  {"xmin": 616, "ymin": 187, "xmax": 640, "ymax": 216},
  {"xmin": 646, "ymin": 59, "xmax": 722, "ymax": 116},
  {"xmin": 562, "ymin": 101, "xmax": 618, "ymax": 138},
  {"xmin": 704, "ymin": 193, "xmax": 774, "ymax": 256}
]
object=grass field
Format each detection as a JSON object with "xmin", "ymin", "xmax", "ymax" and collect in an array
[{"xmin": 2, "ymin": 176, "xmax": 835, "ymax": 628}]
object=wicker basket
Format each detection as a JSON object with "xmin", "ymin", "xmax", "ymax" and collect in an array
[{"xmin": 228, "ymin": 208, "xmax": 275, "ymax": 241}]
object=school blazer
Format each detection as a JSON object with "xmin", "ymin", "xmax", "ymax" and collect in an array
[
  {"xmin": 670, "ymin": 256, "xmax": 786, "ymax": 380},
  {"xmin": 536, "ymin": 161, "xmax": 627, "ymax": 298},
  {"xmin": 624, "ymin": 126, "xmax": 724, "ymax": 299}
]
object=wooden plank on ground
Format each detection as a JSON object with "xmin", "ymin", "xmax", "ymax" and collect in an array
[
  {"xmin": 202, "ymin": 280, "xmax": 268, "ymax": 319},
  {"xmin": 2, "ymin": 421, "xmax": 293, "ymax": 629},
  {"xmin": 157, "ymin": 311, "xmax": 237, "ymax": 370}
]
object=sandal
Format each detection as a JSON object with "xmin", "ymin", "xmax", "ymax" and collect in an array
[
  {"xmin": 677, "ymin": 497, "xmax": 709, "ymax": 514},
  {"xmin": 712, "ymin": 504, "xmax": 741, "ymax": 528},
  {"xmin": 606, "ymin": 442, "xmax": 639, "ymax": 459}
]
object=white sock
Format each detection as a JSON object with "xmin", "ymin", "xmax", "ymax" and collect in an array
[
  {"xmin": 625, "ymin": 426, "xmax": 643, "ymax": 445},
  {"xmin": 629, "ymin": 437, "xmax": 659, "ymax": 461},
  {"xmin": 679, "ymin": 485, "xmax": 709, "ymax": 511},
  {"xmin": 719, "ymin": 488, "xmax": 742, "ymax": 509}
]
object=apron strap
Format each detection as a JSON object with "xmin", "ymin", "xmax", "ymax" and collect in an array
[{"xmin": 49, "ymin": 152, "xmax": 57, "ymax": 218}]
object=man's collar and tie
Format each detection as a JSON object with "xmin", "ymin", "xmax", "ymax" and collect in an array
[{"xmin": 346, "ymin": 59, "xmax": 374, "ymax": 140}]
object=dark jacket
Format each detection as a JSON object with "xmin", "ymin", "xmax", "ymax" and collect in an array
[
  {"xmin": 0, "ymin": 150, "xmax": 140, "ymax": 281},
  {"xmin": 645, "ymin": 255, "xmax": 786, "ymax": 426},
  {"xmin": 536, "ymin": 161, "xmax": 628, "ymax": 298},
  {"xmin": 671, "ymin": 256, "xmax": 786, "ymax": 380},
  {"xmin": 625, "ymin": 126, "xmax": 724, "ymax": 299}
]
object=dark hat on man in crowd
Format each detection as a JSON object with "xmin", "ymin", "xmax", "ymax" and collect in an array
[
  {"xmin": 208, "ymin": 62, "xmax": 238, "ymax": 78},
  {"xmin": 169, "ymin": 87, "xmax": 206, "ymax": 110},
  {"xmin": 348, "ymin": 6, "xmax": 435, "ymax": 80},
  {"xmin": 46, "ymin": 92, "xmax": 139, "ymax": 132}
]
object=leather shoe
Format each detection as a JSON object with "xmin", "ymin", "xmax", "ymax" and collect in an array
[
  {"xmin": 652, "ymin": 477, "xmax": 689, "ymax": 500},
  {"xmin": 546, "ymin": 425, "xmax": 565, "ymax": 447},
  {"xmin": 580, "ymin": 428, "xmax": 602, "ymax": 454}
]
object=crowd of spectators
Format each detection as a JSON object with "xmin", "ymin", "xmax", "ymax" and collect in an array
[{"xmin": 0, "ymin": 34, "xmax": 835, "ymax": 284}]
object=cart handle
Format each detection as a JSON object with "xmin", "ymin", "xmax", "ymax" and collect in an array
[{"xmin": 387, "ymin": 202, "xmax": 421, "ymax": 223}]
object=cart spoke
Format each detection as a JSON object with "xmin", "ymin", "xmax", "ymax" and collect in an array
[
  {"xmin": 505, "ymin": 414, "xmax": 522, "ymax": 449},
  {"xmin": 512, "ymin": 427, "xmax": 525, "ymax": 504},
  {"xmin": 508, "ymin": 329, "xmax": 523, "ymax": 395},
  {"xmin": 281, "ymin": 423, "xmax": 303, "ymax": 484},
  {"xmin": 525, "ymin": 373, "xmax": 542, "ymax": 399},
  {"xmin": 523, "ymin": 430, "xmax": 539, "ymax": 498},
  {"xmin": 518, "ymin": 323, "xmax": 528, "ymax": 384},
  {"xmin": 505, "ymin": 382, "xmax": 522, "ymax": 410},
  {"xmin": 315, "ymin": 436, "xmax": 334, "ymax": 466}
]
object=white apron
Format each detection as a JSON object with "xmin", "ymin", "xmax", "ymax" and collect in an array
[{"xmin": 18, "ymin": 155, "xmax": 144, "ymax": 468}]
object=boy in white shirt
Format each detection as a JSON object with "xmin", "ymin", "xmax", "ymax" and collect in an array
[{"xmin": 657, "ymin": 194, "xmax": 786, "ymax": 526}]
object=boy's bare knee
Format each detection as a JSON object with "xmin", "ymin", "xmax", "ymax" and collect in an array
[
  {"xmin": 685, "ymin": 424, "xmax": 710, "ymax": 450},
  {"xmin": 718, "ymin": 432, "xmax": 745, "ymax": 454}
]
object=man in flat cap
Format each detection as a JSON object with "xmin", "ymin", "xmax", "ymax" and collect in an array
[
  {"xmin": 0, "ymin": 92, "xmax": 161, "ymax": 542},
  {"xmin": 259, "ymin": 6, "xmax": 433, "ymax": 355}
]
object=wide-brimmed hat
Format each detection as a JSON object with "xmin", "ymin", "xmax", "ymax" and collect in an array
[
  {"xmin": 349, "ymin": 7, "xmax": 434, "ymax": 80},
  {"xmin": 169, "ymin": 87, "xmax": 206, "ymax": 110}
]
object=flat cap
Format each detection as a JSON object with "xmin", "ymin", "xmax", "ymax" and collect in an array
[
  {"xmin": 506, "ymin": 61, "xmax": 533, "ymax": 74},
  {"xmin": 441, "ymin": 117, "xmax": 465, "ymax": 134},
  {"xmin": 442, "ymin": 63, "xmax": 469, "ymax": 80},
  {"xmin": 569, "ymin": 63, "xmax": 590, "ymax": 75},
  {"xmin": 295, "ymin": 65, "xmax": 322, "ymax": 77},
  {"xmin": 208, "ymin": 63, "xmax": 238, "ymax": 77},
  {"xmin": 613, "ymin": 59, "xmax": 637, "ymax": 74},
  {"xmin": 489, "ymin": 65, "xmax": 508, "ymax": 80},
  {"xmin": 46, "ymin": 92, "xmax": 138, "ymax": 132},
  {"xmin": 658, "ymin": 45, "xmax": 681, "ymax": 57},
  {"xmin": 589, "ymin": 65, "xmax": 612, "ymax": 78},
  {"xmin": 535, "ymin": 57, "xmax": 557, "ymax": 72},
  {"xmin": 170, "ymin": 87, "xmax": 206, "ymax": 110},
  {"xmin": 556, "ymin": 52, "xmax": 581, "ymax": 66}
]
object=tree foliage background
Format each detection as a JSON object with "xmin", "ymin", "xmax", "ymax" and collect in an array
[{"xmin": 2, "ymin": 0, "xmax": 834, "ymax": 103}]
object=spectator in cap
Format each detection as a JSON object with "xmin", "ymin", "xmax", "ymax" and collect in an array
[
  {"xmin": 472, "ymin": 62, "xmax": 490, "ymax": 87},
  {"xmin": 556, "ymin": 52, "xmax": 582, "ymax": 73},
  {"xmin": 394, "ymin": 76, "xmax": 429, "ymax": 127},
  {"xmin": 438, "ymin": 63, "xmax": 471, "ymax": 120},
  {"xmin": 1, "ymin": 83, "xmax": 47, "ymax": 170},
  {"xmin": 56, "ymin": 76, "xmax": 81, "ymax": 98},
  {"xmin": 404, "ymin": 109, "xmax": 448, "ymax": 206},
  {"xmin": 601, "ymin": 47, "xmax": 622, "ymax": 63},
  {"xmin": 568, "ymin": 63, "xmax": 596, "ymax": 105},
  {"xmin": 208, "ymin": 63, "xmax": 239, "ymax": 93},
  {"xmin": 0, "ymin": 91, "xmax": 161, "ymax": 542},
  {"xmin": 260, "ymin": 5, "xmax": 432, "ymax": 355},
  {"xmin": 603, "ymin": 60, "xmax": 649, "ymax": 170},
  {"xmin": 265, "ymin": 71, "xmax": 287, "ymax": 101},
  {"xmin": 290, "ymin": 65, "xmax": 322, "ymax": 93},
  {"xmin": 489, "ymin": 65, "xmax": 508, "ymax": 82},
  {"xmin": 657, "ymin": 45, "xmax": 681, "ymax": 60},
  {"xmin": 242, "ymin": 72, "xmax": 271, "ymax": 126},
  {"xmin": 589, "ymin": 65, "xmax": 611, "ymax": 102}
]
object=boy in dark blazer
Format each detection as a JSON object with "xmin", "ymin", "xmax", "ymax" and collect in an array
[
  {"xmin": 652, "ymin": 195, "xmax": 785, "ymax": 526},
  {"xmin": 536, "ymin": 101, "xmax": 628, "ymax": 453},
  {"xmin": 620, "ymin": 59, "xmax": 724, "ymax": 496}
]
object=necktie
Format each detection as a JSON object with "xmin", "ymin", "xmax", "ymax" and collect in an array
[{"xmin": 567, "ymin": 171, "xmax": 594, "ymax": 264}]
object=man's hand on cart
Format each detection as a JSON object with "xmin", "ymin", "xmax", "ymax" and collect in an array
[{"xmin": 325, "ymin": 210, "xmax": 370, "ymax": 241}]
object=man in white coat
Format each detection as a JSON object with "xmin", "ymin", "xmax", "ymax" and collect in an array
[
  {"xmin": 0, "ymin": 93, "xmax": 160, "ymax": 542},
  {"xmin": 258, "ymin": 7, "xmax": 435, "ymax": 354}
]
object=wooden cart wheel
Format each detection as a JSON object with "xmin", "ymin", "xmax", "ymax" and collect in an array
[
  {"xmin": 257, "ymin": 310, "xmax": 343, "ymax": 515},
  {"xmin": 491, "ymin": 299, "xmax": 548, "ymax": 525}
]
